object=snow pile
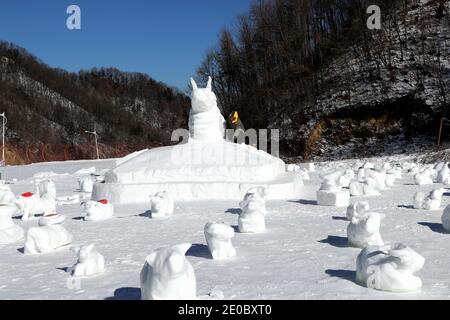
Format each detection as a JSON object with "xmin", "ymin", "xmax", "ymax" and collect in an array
[
  {"xmin": 150, "ymin": 191, "xmax": 174, "ymax": 219},
  {"xmin": 24, "ymin": 225, "xmax": 73, "ymax": 255},
  {"xmin": 140, "ymin": 243, "xmax": 196, "ymax": 300},
  {"xmin": 347, "ymin": 202, "xmax": 384, "ymax": 248},
  {"xmin": 83, "ymin": 200, "xmax": 114, "ymax": 222},
  {"xmin": 441, "ymin": 206, "xmax": 450, "ymax": 233},
  {"xmin": 413, "ymin": 189, "xmax": 444, "ymax": 210},
  {"xmin": 71, "ymin": 244, "xmax": 105, "ymax": 277},
  {"xmin": 204, "ymin": 223, "xmax": 236, "ymax": 260},
  {"xmin": 15, "ymin": 192, "xmax": 56, "ymax": 221},
  {"xmin": 0, "ymin": 204, "xmax": 24, "ymax": 245},
  {"xmin": 286, "ymin": 164, "xmax": 310, "ymax": 180},
  {"xmin": 238, "ymin": 188, "xmax": 267, "ymax": 233},
  {"xmin": 356, "ymin": 244, "xmax": 425, "ymax": 292},
  {"xmin": 0, "ymin": 184, "xmax": 16, "ymax": 205},
  {"xmin": 317, "ymin": 172, "xmax": 350, "ymax": 207}
]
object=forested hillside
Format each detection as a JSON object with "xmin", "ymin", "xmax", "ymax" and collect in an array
[
  {"xmin": 0, "ymin": 41, "xmax": 189, "ymax": 164},
  {"xmin": 197, "ymin": 0, "xmax": 450, "ymax": 160}
]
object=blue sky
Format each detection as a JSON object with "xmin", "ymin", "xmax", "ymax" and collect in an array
[{"xmin": 0, "ymin": 0, "xmax": 253, "ymax": 90}]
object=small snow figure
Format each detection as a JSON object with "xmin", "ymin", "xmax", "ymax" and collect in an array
[
  {"xmin": 140, "ymin": 243, "xmax": 196, "ymax": 300},
  {"xmin": 317, "ymin": 172, "xmax": 350, "ymax": 207},
  {"xmin": 35, "ymin": 179, "xmax": 56, "ymax": 200},
  {"xmin": 414, "ymin": 169, "xmax": 433, "ymax": 185},
  {"xmin": 83, "ymin": 200, "xmax": 114, "ymax": 221},
  {"xmin": 346, "ymin": 201, "xmax": 370, "ymax": 221},
  {"xmin": 150, "ymin": 191, "xmax": 174, "ymax": 218},
  {"xmin": 24, "ymin": 225, "xmax": 73, "ymax": 255},
  {"xmin": 437, "ymin": 163, "xmax": 450, "ymax": 184},
  {"xmin": 356, "ymin": 243, "xmax": 425, "ymax": 292},
  {"xmin": 204, "ymin": 223, "xmax": 236, "ymax": 260},
  {"xmin": 78, "ymin": 176, "xmax": 94, "ymax": 194},
  {"xmin": 14, "ymin": 192, "xmax": 57, "ymax": 221},
  {"xmin": 442, "ymin": 205, "xmax": 450, "ymax": 232},
  {"xmin": 0, "ymin": 184, "xmax": 16, "ymax": 205},
  {"xmin": 0, "ymin": 204, "xmax": 24, "ymax": 245},
  {"xmin": 238, "ymin": 188, "xmax": 266, "ymax": 233},
  {"xmin": 347, "ymin": 204, "xmax": 385, "ymax": 248},
  {"xmin": 71, "ymin": 244, "xmax": 105, "ymax": 277},
  {"xmin": 413, "ymin": 188, "xmax": 444, "ymax": 210}
]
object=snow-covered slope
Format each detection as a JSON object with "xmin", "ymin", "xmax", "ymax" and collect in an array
[{"xmin": 1, "ymin": 155, "xmax": 450, "ymax": 300}]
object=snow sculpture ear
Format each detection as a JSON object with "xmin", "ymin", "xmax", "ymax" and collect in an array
[
  {"xmin": 146, "ymin": 251, "xmax": 158, "ymax": 266},
  {"xmin": 86, "ymin": 244, "xmax": 95, "ymax": 253},
  {"xmin": 206, "ymin": 76, "xmax": 212, "ymax": 90},
  {"xmin": 173, "ymin": 243, "xmax": 192, "ymax": 256},
  {"xmin": 190, "ymin": 78, "xmax": 198, "ymax": 91}
]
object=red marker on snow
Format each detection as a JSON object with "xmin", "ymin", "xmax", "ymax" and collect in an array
[
  {"xmin": 98, "ymin": 199, "xmax": 108, "ymax": 205},
  {"xmin": 21, "ymin": 192, "xmax": 34, "ymax": 198}
]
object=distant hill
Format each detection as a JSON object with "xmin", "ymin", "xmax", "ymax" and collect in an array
[
  {"xmin": 0, "ymin": 41, "xmax": 190, "ymax": 165},
  {"xmin": 198, "ymin": 0, "xmax": 450, "ymax": 161}
]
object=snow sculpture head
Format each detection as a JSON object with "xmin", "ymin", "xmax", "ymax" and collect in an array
[
  {"xmin": 150, "ymin": 191, "xmax": 174, "ymax": 218},
  {"xmin": 356, "ymin": 243, "xmax": 425, "ymax": 292},
  {"xmin": 140, "ymin": 243, "xmax": 196, "ymax": 300},
  {"xmin": 35, "ymin": 179, "xmax": 56, "ymax": 199},
  {"xmin": 320, "ymin": 172, "xmax": 343, "ymax": 192},
  {"xmin": 346, "ymin": 202, "xmax": 370, "ymax": 221},
  {"xmin": 83, "ymin": 200, "xmax": 114, "ymax": 221},
  {"xmin": 239, "ymin": 189, "xmax": 266, "ymax": 233},
  {"xmin": 347, "ymin": 204, "xmax": 384, "ymax": 248},
  {"xmin": 190, "ymin": 77, "xmax": 217, "ymax": 113},
  {"xmin": 71, "ymin": 244, "xmax": 105, "ymax": 277},
  {"xmin": 204, "ymin": 223, "xmax": 236, "ymax": 260}
]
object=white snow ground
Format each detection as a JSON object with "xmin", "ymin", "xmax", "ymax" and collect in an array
[{"xmin": 1, "ymin": 156, "xmax": 450, "ymax": 300}]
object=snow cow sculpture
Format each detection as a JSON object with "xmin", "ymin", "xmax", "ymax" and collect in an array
[
  {"xmin": 356, "ymin": 243, "xmax": 425, "ymax": 292},
  {"xmin": 78, "ymin": 176, "xmax": 94, "ymax": 194},
  {"xmin": 0, "ymin": 204, "xmax": 24, "ymax": 245},
  {"xmin": 83, "ymin": 200, "xmax": 114, "ymax": 221},
  {"xmin": 347, "ymin": 202, "xmax": 385, "ymax": 248},
  {"xmin": 238, "ymin": 188, "xmax": 266, "ymax": 233},
  {"xmin": 15, "ymin": 192, "xmax": 57, "ymax": 221},
  {"xmin": 317, "ymin": 172, "xmax": 350, "ymax": 207},
  {"xmin": 24, "ymin": 225, "xmax": 73, "ymax": 255},
  {"xmin": 0, "ymin": 184, "xmax": 16, "ymax": 205},
  {"xmin": 204, "ymin": 223, "xmax": 236, "ymax": 260},
  {"xmin": 413, "ymin": 188, "xmax": 444, "ymax": 210},
  {"xmin": 150, "ymin": 191, "xmax": 174, "ymax": 219},
  {"xmin": 140, "ymin": 243, "xmax": 196, "ymax": 300},
  {"xmin": 71, "ymin": 244, "xmax": 105, "ymax": 277},
  {"xmin": 35, "ymin": 179, "xmax": 56, "ymax": 200}
]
